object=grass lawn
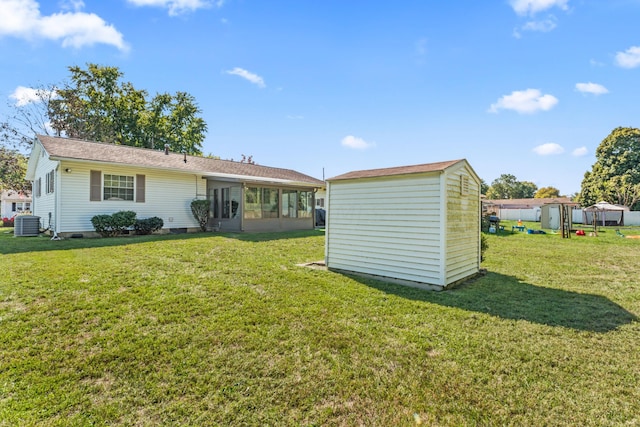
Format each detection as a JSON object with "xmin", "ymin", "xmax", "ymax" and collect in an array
[{"xmin": 1, "ymin": 225, "xmax": 639, "ymax": 426}]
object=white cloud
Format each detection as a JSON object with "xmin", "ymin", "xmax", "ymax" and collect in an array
[
  {"xmin": 226, "ymin": 68, "xmax": 265, "ymax": 88},
  {"xmin": 0, "ymin": 0, "xmax": 128, "ymax": 51},
  {"xmin": 126, "ymin": 0, "xmax": 219, "ymax": 16},
  {"xmin": 521, "ymin": 18, "xmax": 557, "ymax": 32},
  {"xmin": 10, "ymin": 86, "xmax": 41, "ymax": 106},
  {"xmin": 572, "ymin": 146, "xmax": 588, "ymax": 156},
  {"xmin": 533, "ymin": 143, "xmax": 564, "ymax": 155},
  {"xmin": 615, "ymin": 46, "xmax": 640, "ymax": 69},
  {"xmin": 489, "ymin": 89, "xmax": 558, "ymax": 114},
  {"xmin": 575, "ymin": 82, "xmax": 609, "ymax": 95},
  {"xmin": 341, "ymin": 135, "xmax": 375, "ymax": 150},
  {"xmin": 510, "ymin": 0, "xmax": 569, "ymax": 16}
]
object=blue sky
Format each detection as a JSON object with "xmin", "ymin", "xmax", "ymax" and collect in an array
[{"xmin": 1, "ymin": 0, "xmax": 640, "ymax": 195}]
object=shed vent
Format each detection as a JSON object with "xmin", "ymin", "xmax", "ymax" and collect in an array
[{"xmin": 14, "ymin": 216, "xmax": 40, "ymax": 237}]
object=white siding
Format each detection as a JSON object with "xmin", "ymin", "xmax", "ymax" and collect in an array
[
  {"xmin": 444, "ymin": 163, "xmax": 481, "ymax": 285},
  {"xmin": 57, "ymin": 161, "xmax": 205, "ymax": 234},
  {"xmin": 326, "ymin": 174, "xmax": 444, "ymax": 285},
  {"xmin": 31, "ymin": 151, "xmax": 59, "ymax": 231}
]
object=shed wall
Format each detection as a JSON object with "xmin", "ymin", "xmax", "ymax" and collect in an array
[
  {"xmin": 326, "ymin": 174, "xmax": 444, "ymax": 285},
  {"xmin": 444, "ymin": 164, "xmax": 481, "ymax": 284}
]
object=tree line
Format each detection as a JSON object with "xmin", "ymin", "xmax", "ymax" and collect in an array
[
  {"xmin": 2, "ymin": 64, "xmax": 640, "ymax": 210},
  {"xmin": 1, "ymin": 63, "xmax": 208, "ymax": 193},
  {"xmin": 484, "ymin": 127, "xmax": 640, "ymax": 210}
]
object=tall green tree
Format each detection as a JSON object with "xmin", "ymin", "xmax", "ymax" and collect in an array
[
  {"xmin": 0, "ymin": 148, "xmax": 30, "ymax": 193},
  {"xmin": 534, "ymin": 186, "xmax": 561, "ymax": 198},
  {"xmin": 48, "ymin": 64, "xmax": 207, "ymax": 154},
  {"xmin": 486, "ymin": 174, "xmax": 538, "ymax": 199},
  {"xmin": 579, "ymin": 127, "xmax": 640, "ymax": 209}
]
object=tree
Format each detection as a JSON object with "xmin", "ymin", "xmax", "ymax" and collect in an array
[
  {"xmin": 515, "ymin": 181, "xmax": 538, "ymax": 199},
  {"xmin": 485, "ymin": 174, "xmax": 538, "ymax": 199},
  {"xmin": 578, "ymin": 127, "xmax": 640, "ymax": 209},
  {"xmin": 479, "ymin": 179, "xmax": 489, "ymax": 195},
  {"xmin": 1, "ymin": 83, "xmax": 57, "ymax": 150},
  {"xmin": 0, "ymin": 147, "xmax": 30, "ymax": 193},
  {"xmin": 534, "ymin": 186, "xmax": 560, "ymax": 198},
  {"xmin": 48, "ymin": 64, "xmax": 207, "ymax": 154}
]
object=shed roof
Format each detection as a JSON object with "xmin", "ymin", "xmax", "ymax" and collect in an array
[
  {"xmin": 33, "ymin": 135, "xmax": 324, "ymax": 187},
  {"xmin": 327, "ymin": 159, "xmax": 466, "ymax": 181}
]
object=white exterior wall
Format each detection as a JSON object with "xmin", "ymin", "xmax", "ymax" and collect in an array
[
  {"xmin": 56, "ymin": 160, "xmax": 205, "ymax": 234},
  {"xmin": 31, "ymin": 148, "xmax": 59, "ymax": 231},
  {"xmin": 444, "ymin": 164, "xmax": 481, "ymax": 285},
  {"xmin": 326, "ymin": 174, "xmax": 445, "ymax": 286},
  {"xmin": 1, "ymin": 191, "xmax": 31, "ymax": 218}
]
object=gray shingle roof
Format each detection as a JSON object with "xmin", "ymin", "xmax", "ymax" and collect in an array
[
  {"xmin": 327, "ymin": 159, "xmax": 464, "ymax": 181},
  {"xmin": 37, "ymin": 135, "xmax": 324, "ymax": 187}
]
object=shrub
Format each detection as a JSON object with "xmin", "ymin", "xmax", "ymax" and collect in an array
[
  {"xmin": 134, "ymin": 217, "xmax": 164, "ymax": 235},
  {"xmin": 190, "ymin": 199, "xmax": 210, "ymax": 232},
  {"xmin": 2, "ymin": 217, "xmax": 14, "ymax": 227},
  {"xmin": 91, "ymin": 211, "xmax": 137, "ymax": 237},
  {"xmin": 481, "ymin": 234, "xmax": 488, "ymax": 262}
]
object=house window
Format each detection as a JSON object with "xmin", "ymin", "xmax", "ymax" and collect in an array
[
  {"xmin": 282, "ymin": 190, "xmax": 297, "ymax": 218},
  {"xmin": 244, "ymin": 187, "xmax": 261, "ymax": 219},
  {"xmin": 34, "ymin": 178, "xmax": 41, "ymax": 197},
  {"xmin": 11, "ymin": 202, "xmax": 30, "ymax": 212},
  {"xmin": 243, "ymin": 187, "xmax": 279, "ymax": 219},
  {"xmin": 282, "ymin": 190, "xmax": 313, "ymax": 218},
  {"xmin": 316, "ymin": 198, "xmax": 325, "ymax": 208},
  {"xmin": 297, "ymin": 191, "xmax": 313, "ymax": 218},
  {"xmin": 45, "ymin": 170, "xmax": 55, "ymax": 194},
  {"xmin": 262, "ymin": 188, "xmax": 279, "ymax": 218},
  {"xmin": 104, "ymin": 174, "xmax": 134, "ymax": 201}
]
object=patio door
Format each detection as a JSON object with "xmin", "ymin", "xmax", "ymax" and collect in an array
[{"xmin": 207, "ymin": 183, "xmax": 242, "ymax": 231}]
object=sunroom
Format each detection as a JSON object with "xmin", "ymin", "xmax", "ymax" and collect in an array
[{"xmin": 206, "ymin": 179, "xmax": 317, "ymax": 232}]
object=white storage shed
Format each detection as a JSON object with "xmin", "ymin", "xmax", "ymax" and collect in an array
[{"xmin": 325, "ymin": 159, "xmax": 481, "ymax": 291}]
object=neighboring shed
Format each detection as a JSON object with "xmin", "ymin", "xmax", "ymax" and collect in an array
[
  {"xmin": 325, "ymin": 159, "xmax": 481, "ymax": 291},
  {"xmin": 540, "ymin": 201, "xmax": 579, "ymax": 230}
]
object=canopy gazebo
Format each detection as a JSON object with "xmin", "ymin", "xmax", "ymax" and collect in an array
[{"xmin": 583, "ymin": 201, "xmax": 629, "ymax": 227}]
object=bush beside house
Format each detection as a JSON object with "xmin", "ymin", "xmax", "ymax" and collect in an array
[{"xmin": 91, "ymin": 211, "xmax": 163, "ymax": 237}]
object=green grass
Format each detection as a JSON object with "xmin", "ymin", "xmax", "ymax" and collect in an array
[{"xmin": 1, "ymin": 227, "xmax": 639, "ymax": 426}]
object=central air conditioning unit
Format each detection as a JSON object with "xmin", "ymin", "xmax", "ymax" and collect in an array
[{"xmin": 14, "ymin": 216, "xmax": 41, "ymax": 237}]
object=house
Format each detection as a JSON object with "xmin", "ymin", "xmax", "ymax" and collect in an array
[
  {"xmin": 325, "ymin": 159, "xmax": 481, "ymax": 291},
  {"xmin": 25, "ymin": 135, "xmax": 325, "ymax": 237},
  {"xmin": 1, "ymin": 190, "xmax": 31, "ymax": 218},
  {"xmin": 483, "ymin": 197, "xmax": 576, "ymax": 222}
]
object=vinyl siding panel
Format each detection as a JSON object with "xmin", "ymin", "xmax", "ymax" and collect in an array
[
  {"xmin": 57, "ymin": 161, "xmax": 205, "ymax": 233},
  {"xmin": 326, "ymin": 174, "xmax": 444, "ymax": 285},
  {"xmin": 444, "ymin": 163, "xmax": 481, "ymax": 284},
  {"xmin": 31, "ymin": 151, "xmax": 59, "ymax": 231}
]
